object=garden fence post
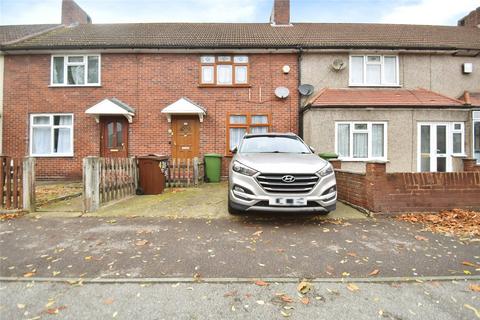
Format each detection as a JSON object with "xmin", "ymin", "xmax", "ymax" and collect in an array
[
  {"xmin": 22, "ymin": 157, "xmax": 36, "ymax": 212},
  {"xmin": 83, "ymin": 156, "xmax": 100, "ymax": 212}
]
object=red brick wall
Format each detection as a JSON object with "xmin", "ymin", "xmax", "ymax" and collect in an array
[
  {"xmin": 333, "ymin": 160, "xmax": 480, "ymax": 214},
  {"xmin": 3, "ymin": 53, "xmax": 298, "ymax": 179},
  {"xmin": 271, "ymin": 0, "xmax": 290, "ymax": 25}
]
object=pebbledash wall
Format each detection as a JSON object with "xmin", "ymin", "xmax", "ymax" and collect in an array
[
  {"xmin": 332, "ymin": 159, "xmax": 480, "ymax": 214},
  {"xmin": 3, "ymin": 53, "xmax": 298, "ymax": 179}
]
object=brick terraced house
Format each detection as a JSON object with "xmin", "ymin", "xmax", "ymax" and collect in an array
[{"xmin": 1, "ymin": 0, "xmax": 479, "ymax": 179}]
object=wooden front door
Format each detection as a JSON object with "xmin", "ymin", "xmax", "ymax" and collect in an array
[
  {"xmin": 100, "ymin": 117, "xmax": 128, "ymax": 157},
  {"xmin": 172, "ymin": 116, "xmax": 200, "ymax": 159}
]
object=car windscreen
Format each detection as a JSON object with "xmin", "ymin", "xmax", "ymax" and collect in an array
[{"xmin": 239, "ymin": 136, "xmax": 311, "ymax": 153}]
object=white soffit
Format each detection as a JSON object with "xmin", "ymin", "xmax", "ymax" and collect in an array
[
  {"xmin": 85, "ymin": 98, "xmax": 135, "ymax": 123},
  {"xmin": 161, "ymin": 97, "xmax": 207, "ymax": 122}
]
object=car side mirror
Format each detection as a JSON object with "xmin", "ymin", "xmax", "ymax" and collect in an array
[
  {"xmin": 309, "ymin": 146, "xmax": 316, "ymax": 153},
  {"xmin": 231, "ymin": 146, "xmax": 238, "ymax": 154}
]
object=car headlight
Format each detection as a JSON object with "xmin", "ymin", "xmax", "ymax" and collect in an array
[
  {"xmin": 232, "ymin": 161, "xmax": 258, "ymax": 176},
  {"xmin": 317, "ymin": 163, "xmax": 334, "ymax": 177}
]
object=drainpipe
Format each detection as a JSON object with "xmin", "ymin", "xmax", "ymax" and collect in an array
[{"xmin": 297, "ymin": 46, "xmax": 304, "ymax": 138}]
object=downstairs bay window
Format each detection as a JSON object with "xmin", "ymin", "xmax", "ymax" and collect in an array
[
  {"xmin": 336, "ymin": 122, "xmax": 387, "ymax": 160},
  {"xmin": 227, "ymin": 114, "xmax": 270, "ymax": 153},
  {"xmin": 30, "ymin": 114, "xmax": 74, "ymax": 156}
]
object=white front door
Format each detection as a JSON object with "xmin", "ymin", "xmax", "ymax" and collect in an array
[{"xmin": 418, "ymin": 122, "xmax": 464, "ymax": 172}]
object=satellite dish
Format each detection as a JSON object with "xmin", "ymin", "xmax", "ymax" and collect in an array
[
  {"xmin": 298, "ymin": 84, "xmax": 314, "ymax": 96},
  {"xmin": 331, "ymin": 59, "xmax": 346, "ymax": 71},
  {"xmin": 275, "ymin": 87, "xmax": 290, "ymax": 99}
]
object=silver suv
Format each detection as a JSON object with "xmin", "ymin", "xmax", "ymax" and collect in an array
[{"xmin": 228, "ymin": 133, "xmax": 337, "ymax": 215}]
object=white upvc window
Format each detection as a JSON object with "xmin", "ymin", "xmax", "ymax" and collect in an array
[
  {"xmin": 335, "ymin": 122, "xmax": 388, "ymax": 161},
  {"xmin": 473, "ymin": 111, "xmax": 480, "ymax": 164},
  {"xmin": 349, "ymin": 55, "xmax": 399, "ymax": 86},
  {"xmin": 30, "ymin": 114, "xmax": 74, "ymax": 157},
  {"xmin": 200, "ymin": 55, "xmax": 249, "ymax": 86},
  {"xmin": 51, "ymin": 54, "xmax": 101, "ymax": 86}
]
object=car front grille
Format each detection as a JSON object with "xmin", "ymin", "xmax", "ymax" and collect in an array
[{"xmin": 256, "ymin": 173, "xmax": 319, "ymax": 194}]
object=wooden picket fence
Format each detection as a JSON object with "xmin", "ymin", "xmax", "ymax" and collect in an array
[
  {"xmin": 0, "ymin": 156, "xmax": 23, "ymax": 210},
  {"xmin": 164, "ymin": 157, "xmax": 204, "ymax": 188},
  {"xmin": 99, "ymin": 157, "xmax": 137, "ymax": 204}
]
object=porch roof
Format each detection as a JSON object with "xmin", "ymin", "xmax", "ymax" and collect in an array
[
  {"xmin": 305, "ymin": 88, "xmax": 467, "ymax": 108},
  {"xmin": 85, "ymin": 98, "xmax": 135, "ymax": 123},
  {"xmin": 161, "ymin": 97, "xmax": 207, "ymax": 122}
]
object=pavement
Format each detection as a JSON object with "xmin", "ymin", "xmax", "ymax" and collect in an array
[{"xmin": 0, "ymin": 280, "xmax": 479, "ymax": 320}]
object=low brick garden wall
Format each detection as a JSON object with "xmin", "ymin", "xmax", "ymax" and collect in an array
[{"xmin": 331, "ymin": 158, "xmax": 480, "ymax": 214}]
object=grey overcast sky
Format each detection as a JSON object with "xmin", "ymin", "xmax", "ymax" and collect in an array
[{"xmin": 0, "ymin": 0, "xmax": 478, "ymax": 26}]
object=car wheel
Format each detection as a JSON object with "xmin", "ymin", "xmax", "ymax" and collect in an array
[{"xmin": 228, "ymin": 199, "xmax": 243, "ymax": 215}]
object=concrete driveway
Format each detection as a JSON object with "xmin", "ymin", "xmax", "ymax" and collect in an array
[{"xmin": 36, "ymin": 182, "xmax": 366, "ymax": 220}]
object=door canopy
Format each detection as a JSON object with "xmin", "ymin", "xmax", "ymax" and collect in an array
[
  {"xmin": 161, "ymin": 97, "xmax": 207, "ymax": 123},
  {"xmin": 85, "ymin": 98, "xmax": 135, "ymax": 123}
]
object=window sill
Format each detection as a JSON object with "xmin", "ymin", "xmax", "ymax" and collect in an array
[
  {"xmin": 49, "ymin": 84, "xmax": 102, "ymax": 88},
  {"xmin": 198, "ymin": 84, "xmax": 252, "ymax": 88},
  {"xmin": 338, "ymin": 158, "xmax": 389, "ymax": 162},
  {"xmin": 348, "ymin": 84, "xmax": 402, "ymax": 88},
  {"xmin": 30, "ymin": 154, "xmax": 74, "ymax": 158}
]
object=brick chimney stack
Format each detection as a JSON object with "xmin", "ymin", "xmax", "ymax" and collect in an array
[
  {"xmin": 458, "ymin": 7, "xmax": 480, "ymax": 28},
  {"xmin": 270, "ymin": 0, "xmax": 290, "ymax": 26},
  {"xmin": 62, "ymin": 0, "xmax": 92, "ymax": 26}
]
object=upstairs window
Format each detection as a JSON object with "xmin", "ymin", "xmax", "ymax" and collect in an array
[
  {"xmin": 349, "ymin": 55, "xmax": 398, "ymax": 86},
  {"xmin": 51, "ymin": 54, "xmax": 100, "ymax": 86},
  {"xmin": 200, "ymin": 55, "xmax": 249, "ymax": 86}
]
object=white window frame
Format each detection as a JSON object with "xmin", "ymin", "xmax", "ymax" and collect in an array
[
  {"xmin": 200, "ymin": 55, "xmax": 249, "ymax": 86},
  {"xmin": 29, "ymin": 113, "xmax": 74, "ymax": 157},
  {"xmin": 473, "ymin": 111, "xmax": 480, "ymax": 164},
  {"xmin": 416, "ymin": 122, "xmax": 465, "ymax": 172},
  {"xmin": 349, "ymin": 55, "xmax": 399, "ymax": 87},
  {"xmin": 50, "ymin": 54, "xmax": 101, "ymax": 87},
  {"xmin": 335, "ymin": 121, "xmax": 388, "ymax": 161}
]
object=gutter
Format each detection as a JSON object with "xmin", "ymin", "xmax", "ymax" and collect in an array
[{"xmin": 302, "ymin": 104, "xmax": 472, "ymax": 111}]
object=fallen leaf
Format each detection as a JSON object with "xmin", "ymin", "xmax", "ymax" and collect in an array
[
  {"xmin": 17, "ymin": 304, "xmax": 26, "ymax": 309},
  {"xmin": 254, "ymin": 280, "xmax": 269, "ymax": 287},
  {"xmin": 464, "ymin": 304, "xmax": 480, "ymax": 318},
  {"xmin": 300, "ymin": 297, "xmax": 309, "ymax": 305},
  {"xmin": 415, "ymin": 235, "xmax": 429, "ymax": 241},
  {"xmin": 45, "ymin": 306, "xmax": 66, "ymax": 315},
  {"xmin": 135, "ymin": 240, "xmax": 148, "ymax": 246},
  {"xmin": 84, "ymin": 256, "xmax": 92, "ymax": 261},
  {"xmin": 104, "ymin": 298, "xmax": 114, "ymax": 305},
  {"xmin": 297, "ymin": 281, "xmax": 312, "ymax": 294},
  {"xmin": 281, "ymin": 311, "xmax": 291, "ymax": 317},
  {"xmin": 45, "ymin": 300, "xmax": 55, "ymax": 308},
  {"xmin": 462, "ymin": 261, "xmax": 478, "ymax": 268},
  {"xmin": 368, "ymin": 269, "xmax": 380, "ymax": 276},
  {"xmin": 281, "ymin": 295, "xmax": 294, "ymax": 303},
  {"xmin": 469, "ymin": 284, "xmax": 480, "ymax": 292},
  {"xmin": 342, "ymin": 272, "xmax": 350, "ymax": 277},
  {"xmin": 23, "ymin": 271, "xmax": 36, "ymax": 278},
  {"xmin": 347, "ymin": 283, "xmax": 359, "ymax": 292},
  {"xmin": 256, "ymin": 300, "xmax": 265, "ymax": 305},
  {"xmin": 252, "ymin": 230, "xmax": 263, "ymax": 237}
]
